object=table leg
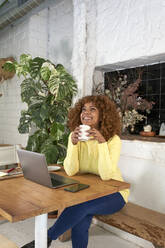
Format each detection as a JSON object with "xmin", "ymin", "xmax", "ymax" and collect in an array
[{"xmin": 35, "ymin": 213, "xmax": 48, "ymax": 248}]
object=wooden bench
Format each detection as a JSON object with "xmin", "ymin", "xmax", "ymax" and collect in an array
[
  {"xmin": 94, "ymin": 202, "xmax": 165, "ymax": 248},
  {"xmin": 0, "ymin": 234, "xmax": 18, "ymax": 248},
  {"xmin": 55, "ymin": 202, "xmax": 165, "ymax": 247}
]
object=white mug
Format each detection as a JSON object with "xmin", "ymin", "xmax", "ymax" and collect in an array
[
  {"xmin": 79, "ymin": 125, "xmax": 90, "ymax": 141},
  {"xmin": 143, "ymin": 125, "xmax": 152, "ymax": 132}
]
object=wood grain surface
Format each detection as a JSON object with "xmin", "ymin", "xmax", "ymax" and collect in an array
[
  {"xmin": 0, "ymin": 170, "xmax": 130, "ymax": 223},
  {"xmin": 95, "ymin": 202, "xmax": 165, "ymax": 247}
]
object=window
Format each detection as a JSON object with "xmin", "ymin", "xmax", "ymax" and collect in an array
[{"xmin": 104, "ymin": 63, "xmax": 165, "ymax": 135}]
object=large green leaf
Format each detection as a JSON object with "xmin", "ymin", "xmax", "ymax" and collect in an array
[
  {"xmin": 40, "ymin": 140, "xmax": 58, "ymax": 164},
  {"xmin": 47, "ymin": 64, "xmax": 77, "ymax": 101},
  {"xmin": 21, "ymin": 78, "xmax": 38, "ymax": 104},
  {"xmin": 47, "ymin": 74, "xmax": 60, "ymax": 96},
  {"xmin": 50, "ymin": 122, "xmax": 65, "ymax": 141},
  {"xmin": 26, "ymin": 130, "xmax": 49, "ymax": 152},
  {"xmin": 28, "ymin": 103, "xmax": 45, "ymax": 129},
  {"xmin": 40, "ymin": 66, "xmax": 51, "ymax": 81},
  {"xmin": 29, "ymin": 57, "xmax": 46, "ymax": 79},
  {"xmin": 18, "ymin": 110, "xmax": 31, "ymax": 133},
  {"xmin": 40, "ymin": 102, "xmax": 50, "ymax": 121},
  {"xmin": 26, "ymin": 134, "xmax": 39, "ymax": 152},
  {"xmin": 49, "ymin": 103, "xmax": 68, "ymax": 123}
]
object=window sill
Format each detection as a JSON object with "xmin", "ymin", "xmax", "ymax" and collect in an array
[{"xmin": 121, "ymin": 134, "xmax": 165, "ymax": 143}]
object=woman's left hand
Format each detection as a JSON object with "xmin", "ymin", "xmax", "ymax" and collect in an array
[{"xmin": 88, "ymin": 128, "xmax": 106, "ymax": 143}]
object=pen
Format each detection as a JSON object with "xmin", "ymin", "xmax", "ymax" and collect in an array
[{"xmin": 6, "ymin": 168, "xmax": 15, "ymax": 173}]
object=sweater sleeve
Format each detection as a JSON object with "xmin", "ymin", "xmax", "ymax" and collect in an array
[
  {"xmin": 97, "ymin": 135, "xmax": 121, "ymax": 180},
  {"xmin": 63, "ymin": 133, "xmax": 79, "ymax": 176}
]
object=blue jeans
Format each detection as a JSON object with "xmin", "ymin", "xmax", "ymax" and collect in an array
[{"xmin": 48, "ymin": 192, "xmax": 125, "ymax": 248}]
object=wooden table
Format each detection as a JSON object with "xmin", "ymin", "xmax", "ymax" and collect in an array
[{"xmin": 0, "ymin": 170, "xmax": 130, "ymax": 248}]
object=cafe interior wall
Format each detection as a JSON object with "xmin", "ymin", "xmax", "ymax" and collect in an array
[
  {"xmin": 0, "ymin": 0, "xmax": 73, "ymax": 147},
  {"xmin": 80, "ymin": 0, "xmax": 165, "ymax": 245},
  {"xmin": 73, "ymin": 0, "xmax": 165, "ymax": 213},
  {"xmin": 94, "ymin": 0, "xmax": 165, "ymax": 214}
]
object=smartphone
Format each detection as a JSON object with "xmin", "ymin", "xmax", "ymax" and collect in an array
[{"xmin": 64, "ymin": 183, "xmax": 89, "ymax": 193}]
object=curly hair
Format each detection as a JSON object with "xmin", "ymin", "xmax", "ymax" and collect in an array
[{"xmin": 67, "ymin": 95, "xmax": 121, "ymax": 140}]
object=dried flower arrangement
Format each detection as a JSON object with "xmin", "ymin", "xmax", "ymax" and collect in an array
[{"xmin": 93, "ymin": 69, "xmax": 155, "ymax": 134}]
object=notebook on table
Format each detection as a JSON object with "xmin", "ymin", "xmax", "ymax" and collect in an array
[{"xmin": 17, "ymin": 149, "xmax": 79, "ymax": 188}]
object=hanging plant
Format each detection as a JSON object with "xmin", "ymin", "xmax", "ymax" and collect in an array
[{"xmin": 0, "ymin": 57, "xmax": 15, "ymax": 83}]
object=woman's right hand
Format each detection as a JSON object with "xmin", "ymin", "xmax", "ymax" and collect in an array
[{"xmin": 71, "ymin": 127, "xmax": 80, "ymax": 145}]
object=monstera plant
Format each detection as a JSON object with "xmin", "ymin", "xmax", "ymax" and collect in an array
[{"xmin": 4, "ymin": 54, "xmax": 77, "ymax": 164}]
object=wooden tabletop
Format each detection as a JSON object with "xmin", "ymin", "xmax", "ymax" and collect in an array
[{"xmin": 0, "ymin": 170, "xmax": 130, "ymax": 223}]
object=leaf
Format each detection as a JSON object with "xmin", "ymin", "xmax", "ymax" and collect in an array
[
  {"xmin": 47, "ymin": 64, "xmax": 77, "ymax": 101},
  {"xmin": 18, "ymin": 110, "xmax": 31, "ymax": 134},
  {"xmin": 3, "ymin": 61, "xmax": 16, "ymax": 72},
  {"xmin": 50, "ymin": 122, "xmax": 65, "ymax": 141},
  {"xmin": 26, "ymin": 130, "xmax": 49, "ymax": 152},
  {"xmin": 47, "ymin": 74, "xmax": 60, "ymax": 96},
  {"xmin": 40, "ymin": 141, "xmax": 58, "ymax": 164},
  {"xmin": 28, "ymin": 103, "xmax": 45, "ymax": 129},
  {"xmin": 40, "ymin": 66, "xmax": 51, "ymax": 81},
  {"xmin": 40, "ymin": 103, "xmax": 50, "ymax": 121},
  {"xmin": 20, "ymin": 78, "xmax": 38, "ymax": 104},
  {"xmin": 29, "ymin": 57, "xmax": 46, "ymax": 79},
  {"xmin": 26, "ymin": 133, "xmax": 40, "ymax": 152},
  {"xmin": 20, "ymin": 54, "xmax": 32, "ymax": 64}
]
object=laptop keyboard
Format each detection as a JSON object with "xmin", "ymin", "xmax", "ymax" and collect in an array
[
  {"xmin": 50, "ymin": 173, "xmax": 79, "ymax": 187},
  {"xmin": 51, "ymin": 178, "xmax": 64, "ymax": 186}
]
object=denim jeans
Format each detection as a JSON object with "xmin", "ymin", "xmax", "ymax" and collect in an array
[{"xmin": 48, "ymin": 192, "xmax": 125, "ymax": 248}]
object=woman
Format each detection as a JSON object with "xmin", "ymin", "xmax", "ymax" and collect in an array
[{"xmin": 22, "ymin": 95, "xmax": 129, "ymax": 248}]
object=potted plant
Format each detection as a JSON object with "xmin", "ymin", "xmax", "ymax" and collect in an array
[{"xmin": 4, "ymin": 54, "xmax": 77, "ymax": 164}]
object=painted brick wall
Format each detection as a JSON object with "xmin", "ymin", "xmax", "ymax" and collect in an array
[
  {"xmin": 0, "ymin": 0, "xmax": 73, "ymax": 146},
  {"xmin": 0, "ymin": 21, "xmax": 30, "ymax": 146},
  {"xmin": 48, "ymin": 0, "xmax": 73, "ymax": 73},
  {"xmin": 96, "ymin": 0, "xmax": 165, "ymax": 67}
]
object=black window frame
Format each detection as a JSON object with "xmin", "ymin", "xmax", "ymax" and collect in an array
[{"xmin": 104, "ymin": 62, "xmax": 165, "ymax": 135}]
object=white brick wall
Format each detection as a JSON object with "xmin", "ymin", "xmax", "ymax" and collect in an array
[
  {"xmin": 0, "ymin": 20, "xmax": 30, "ymax": 146},
  {"xmin": 0, "ymin": 0, "xmax": 73, "ymax": 147},
  {"xmin": 48, "ymin": 0, "xmax": 73, "ymax": 72},
  {"xmin": 95, "ymin": 0, "xmax": 165, "ymax": 67}
]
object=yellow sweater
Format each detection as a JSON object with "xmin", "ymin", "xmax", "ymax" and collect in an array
[{"xmin": 64, "ymin": 134, "xmax": 129, "ymax": 203}]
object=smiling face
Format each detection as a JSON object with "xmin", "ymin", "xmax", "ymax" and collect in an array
[{"xmin": 80, "ymin": 102, "xmax": 100, "ymax": 128}]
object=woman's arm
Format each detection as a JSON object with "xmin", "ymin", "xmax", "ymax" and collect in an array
[
  {"xmin": 63, "ymin": 133, "xmax": 80, "ymax": 176},
  {"xmin": 97, "ymin": 135, "xmax": 121, "ymax": 180}
]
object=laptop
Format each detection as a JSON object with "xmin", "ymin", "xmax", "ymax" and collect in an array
[{"xmin": 17, "ymin": 149, "xmax": 79, "ymax": 189}]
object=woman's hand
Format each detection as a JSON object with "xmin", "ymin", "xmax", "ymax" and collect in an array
[
  {"xmin": 88, "ymin": 128, "xmax": 106, "ymax": 143},
  {"xmin": 71, "ymin": 127, "xmax": 80, "ymax": 145}
]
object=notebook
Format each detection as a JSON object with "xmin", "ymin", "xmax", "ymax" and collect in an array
[{"xmin": 17, "ymin": 149, "xmax": 79, "ymax": 188}]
